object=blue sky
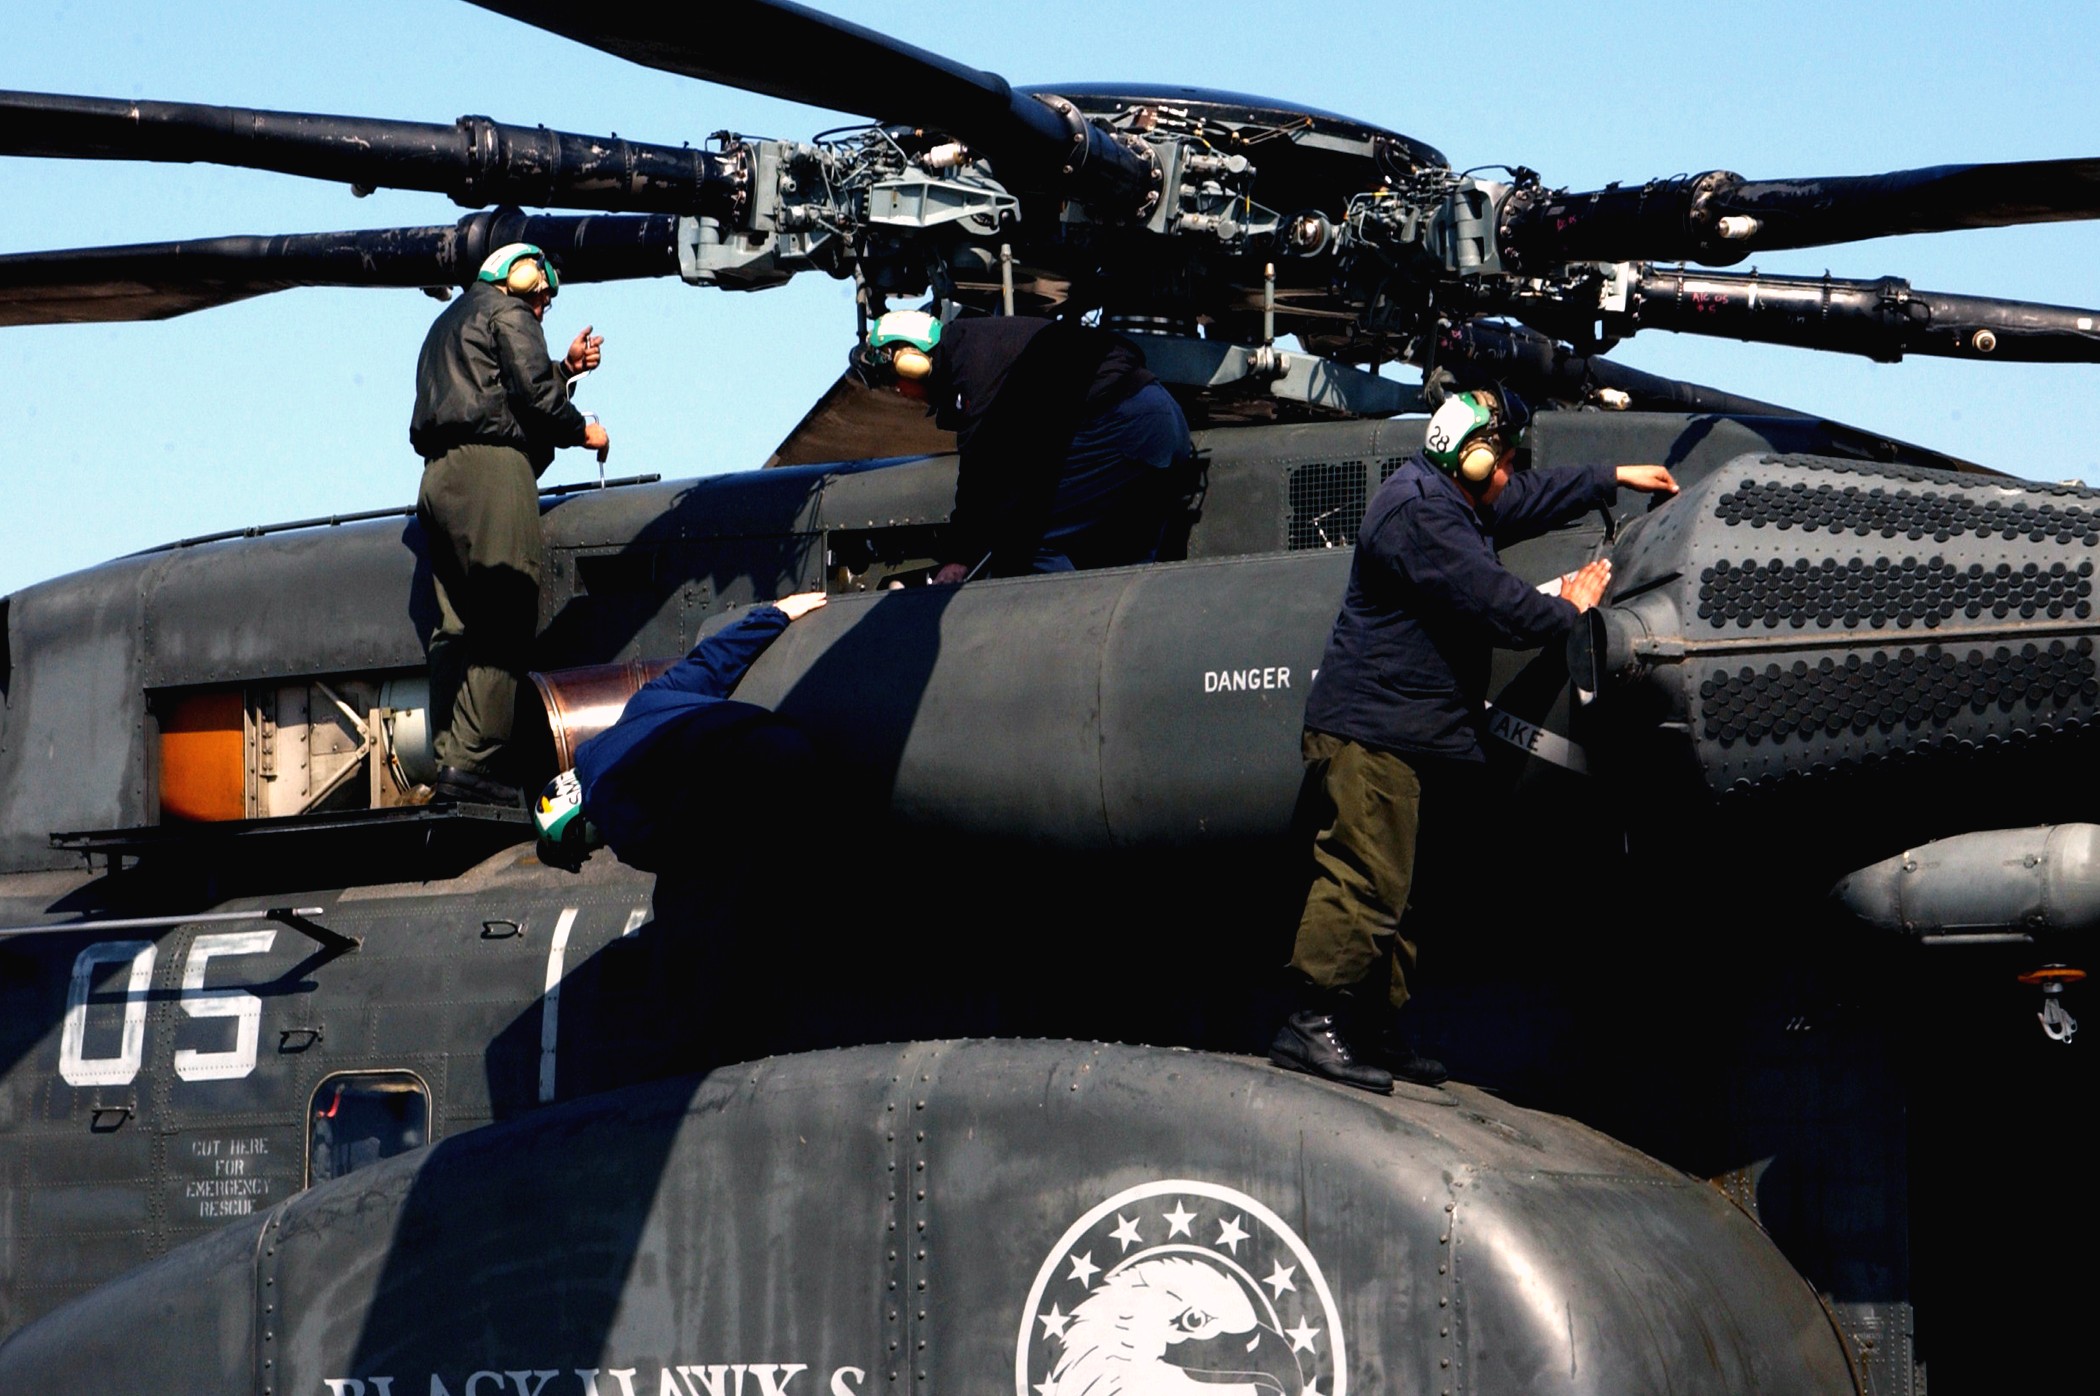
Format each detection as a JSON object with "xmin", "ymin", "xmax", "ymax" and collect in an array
[{"xmin": 4, "ymin": 0, "xmax": 2096, "ymax": 597}]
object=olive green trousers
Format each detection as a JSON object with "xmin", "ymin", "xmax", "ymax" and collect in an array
[
  {"xmin": 1288, "ymin": 729, "xmax": 1426, "ymax": 1013},
  {"xmin": 417, "ymin": 444, "xmax": 544, "ymax": 778}
]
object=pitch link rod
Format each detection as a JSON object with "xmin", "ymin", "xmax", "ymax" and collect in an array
[
  {"xmin": 0, "ymin": 90, "xmax": 745, "ymax": 217},
  {"xmin": 1501, "ymin": 159, "xmax": 2100, "ymax": 268},
  {"xmin": 1622, "ymin": 266, "xmax": 2100, "ymax": 364}
]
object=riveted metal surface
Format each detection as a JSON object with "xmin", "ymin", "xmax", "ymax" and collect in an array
[
  {"xmin": 0, "ymin": 1202, "xmax": 266, "ymax": 1388},
  {"xmin": 256, "ymin": 1204, "xmax": 284, "ymax": 1396},
  {"xmin": 0, "ymin": 1041, "xmax": 1856, "ymax": 1394},
  {"xmin": 0, "ymin": 859, "xmax": 671, "ymax": 1337},
  {"xmin": 0, "ymin": 563, "xmax": 150, "ymax": 870},
  {"xmin": 1452, "ymin": 1161, "xmax": 1844, "ymax": 1393},
  {"xmin": 812, "ymin": 455, "xmax": 967, "ymax": 533},
  {"xmin": 138, "ymin": 526, "xmax": 426, "ymax": 688}
]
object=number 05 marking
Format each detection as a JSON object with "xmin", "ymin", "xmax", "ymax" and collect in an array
[
  {"xmin": 173, "ymin": 930, "xmax": 279, "ymax": 1081},
  {"xmin": 58, "ymin": 930, "xmax": 279, "ymax": 1087},
  {"xmin": 59, "ymin": 941, "xmax": 157, "ymax": 1087}
]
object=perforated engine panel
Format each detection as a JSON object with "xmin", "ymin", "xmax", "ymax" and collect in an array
[{"xmin": 1597, "ymin": 455, "xmax": 2100, "ymax": 793}]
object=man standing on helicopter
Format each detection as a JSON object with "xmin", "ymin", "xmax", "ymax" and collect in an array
[
  {"xmin": 1269, "ymin": 386, "xmax": 1679, "ymax": 1093},
  {"xmin": 409, "ymin": 242, "xmax": 611, "ymax": 806}
]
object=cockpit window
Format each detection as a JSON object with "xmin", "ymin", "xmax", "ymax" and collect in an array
[{"xmin": 307, "ymin": 1071, "xmax": 431, "ymax": 1185}]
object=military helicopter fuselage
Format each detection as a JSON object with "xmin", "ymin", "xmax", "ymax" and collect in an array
[
  {"xmin": 5, "ymin": 3, "xmax": 2100, "ymax": 1393},
  {"xmin": 4, "ymin": 400, "xmax": 2095, "ymax": 1395}
]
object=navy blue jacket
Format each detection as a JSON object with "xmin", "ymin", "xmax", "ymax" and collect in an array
[
  {"xmin": 930, "ymin": 316, "xmax": 1174, "ymax": 573},
  {"xmin": 573, "ymin": 605, "xmax": 790, "ymax": 849},
  {"xmin": 1302, "ymin": 454, "xmax": 1618, "ymax": 762}
]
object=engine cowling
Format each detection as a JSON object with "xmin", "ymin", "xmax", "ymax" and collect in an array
[{"xmin": 1576, "ymin": 453, "xmax": 2100, "ymax": 798}]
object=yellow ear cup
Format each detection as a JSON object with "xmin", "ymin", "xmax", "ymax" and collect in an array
[
  {"xmin": 505, "ymin": 257, "xmax": 547, "ymax": 295},
  {"xmin": 1459, "ymin": 438, "xmax": 1501, "ymax": 484},
  {"xmin": 892, "ymin": 346, "xmax": 933, "ymax": 381}
]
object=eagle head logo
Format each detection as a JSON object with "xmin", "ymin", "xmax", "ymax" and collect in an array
[{"xmin": 1017, "ymin": 1182, "xmax": 1344, "ymax": 1396}]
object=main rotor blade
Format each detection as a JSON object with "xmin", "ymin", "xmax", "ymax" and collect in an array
[
  {"xmin": 468, "ymin": 1, "xmax": 1158, "ymax": 212},
  {"xmin": 0, "ymin": 90, "xmax": 740, "ymax": 216},
  {"xmin": 473, "ymin": 0, "xmax": 1008, "ymax": 129},
  {"xmin": 1502, "ymin": 160, "xmax": 2100, "ymax": 267},
  {"xmin": 1623, "ymin": 266, "xmax": 2100, "ymax": 363},
  {"xmin": 0, "ymin": 211, "xmax": 680, "ymax": 327}
]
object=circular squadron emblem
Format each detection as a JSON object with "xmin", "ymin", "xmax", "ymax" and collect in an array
[{"xmin": 1016, "ymin": 1179, "xmax": 1345, "ymax": 1396}]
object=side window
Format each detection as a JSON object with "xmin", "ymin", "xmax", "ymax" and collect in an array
[{"xmin": 307, "ymin": 1071, "xmax": 432, "ymax": 1186}]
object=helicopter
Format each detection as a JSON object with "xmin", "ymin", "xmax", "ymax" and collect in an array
[{"xmin": 2, "ymin": 2, "xmax": 2099, "ymax": 1392}]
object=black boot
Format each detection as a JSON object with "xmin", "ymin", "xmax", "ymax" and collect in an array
[
  {"xmin": 1269, "ymin": 995, "xmax": 1393, "ymax": 1094},
  {"xmin": 433, "ymin": 765, "xmax": 525, "ymax": 807},
  {"xmin": 1371, "ymin": 1024, "xmax": 1449, "ymax": 1087}
]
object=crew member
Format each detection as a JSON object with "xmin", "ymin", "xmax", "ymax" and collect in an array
[
  {"xmin": 1269, "ymin": 387, "xmax": 1679, "ymax": 1092},
  {"xmin": 534, "ymin": 591, "xmax": 830, "ymax": 872},
  {"xmin": 861, "ymin": 310, "xmax": 1195, "ymax": 580},
  {"xmin": 410, "ymin": 242, "xmax": 610, "ymax": 805}
]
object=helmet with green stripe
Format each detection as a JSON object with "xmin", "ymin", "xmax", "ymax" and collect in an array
[
  {"xmin": 864, "ymin": 310, "xmax": 942, "ymax": 383},
  {"xmin": 1423, "ymin": 386, "xmax": 1529, "ymax": 488},
  {"xmin": 478, "ymin": 242, "xmax": 558, "ymax": 298},
  {"xmin": 533, "ymin": 768, "xmax": 597, "ymax": 870}
]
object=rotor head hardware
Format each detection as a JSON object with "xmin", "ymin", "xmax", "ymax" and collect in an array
[
  {"xmin": 1284, "ymin": 211, "xmax": 1334, "ymax": 257},
  {"xmin": 1182, "ymin": 152, "xmax": 1249, "ymax": 178}
]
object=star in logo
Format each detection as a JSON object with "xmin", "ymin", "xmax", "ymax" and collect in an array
[
  {"xmin": 1163, "ymin": 1200, "xmax": 1197, "ymax": 1238},
  {"xmin": 1215, "ymin": 1215, "xmax": 1248, "ymax": 1254},
  {"xmin": 1109, "ymin": 1214, "xmax": 1144, "ymax": 1252},
  {"xmin": 1262, "ymin": 1261, "xmax": 1298, "ymax": 1298},
  {"xmin": 1066, "ymin": 1251, "xmax": 1100, "ymax": 1288},
  {"xmin": 1285, "ymin": 1318, "xmax": 1322, "ymax": 1354},
  {"xmin": 1038, "ymin": 1304, "xmax": 1072, "ymax": 1341}
]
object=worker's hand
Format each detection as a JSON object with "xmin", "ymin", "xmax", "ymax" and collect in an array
[
  {"xmin": 565, "ymin": 325, "xmax": 604, "ymax": 376},
  {"xmin": 1615, "ymin": 465, "xmax": 1679, "ymax": 495},
  {"xmin": 1559, "ymin": 557, "xmax": 1613, "ymax": 612},
  {"xmin": 931, "ymin": 562, "xmax": 970, "ymax": 585},
  {"xmin": 774, "ymin": 591, "xmax": 829, "ymax": 621},
  {"xmin": 582, "ymin": 420, "xmax": 610, "ymax": 463}
]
